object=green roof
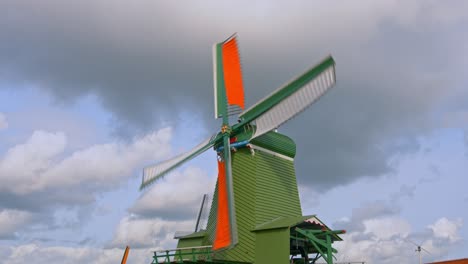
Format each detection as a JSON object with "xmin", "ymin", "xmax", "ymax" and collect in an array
[
  {"xmin": 252, "ymin": 215, "xmax": 343, "ymax": 242},
  {"xmin": 250, "ymin": 131, "xmax": 296, "ymax": 158},
  {"xmin": 252, "ymin": 215, "xmax": 316, "ymax": 231},
  {"xmin": 176, "ymin": 230, "xmax": 207, "ymax": 239}
]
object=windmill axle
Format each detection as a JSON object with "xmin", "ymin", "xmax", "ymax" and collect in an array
[{"xmin": 216, "ymin": 140, "xmax": 249, "ymax": 152}]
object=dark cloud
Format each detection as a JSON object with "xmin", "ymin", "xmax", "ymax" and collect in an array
[
  {"xmin": 24, "ymin": 236, "xmax": 94, "ymax": 246},
  {"xmin": 1, "ymin": 0, "xmax": 467, "ymax": 190},
  {"xmin": 129, "ymin": 203, "xmax": 199, "ymax": 221},
  {"xmin": 0, "ymin": 190, "xmax": 94, "ymax": 213},
  {"xmin": 0, "ymin": 191, "xmax": 95, "ymax": 240},
  {"xmin": 389, "ymin": 184, "xmax": 416, "ymax": 202}
]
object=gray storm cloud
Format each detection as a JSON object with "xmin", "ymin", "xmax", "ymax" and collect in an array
[{"xmin": 1, "ymin": 0, "xmax": 467, "ymax": 190}]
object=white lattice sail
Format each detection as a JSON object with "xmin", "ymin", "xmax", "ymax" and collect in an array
[
  {"xmin": 141, "ymin": 134, "xmax": 217, "ymax": 189},
  {"xmin": 251, "ymin": 64, "xmax": 335, "ymax": 138}
]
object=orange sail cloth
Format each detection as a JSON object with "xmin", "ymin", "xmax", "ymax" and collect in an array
[
  {"xmin": 221, "ymin": 37, "xmax": 245, "ymax": 110},
  {"xmin": 213, "ymin": 160, "xmax": 231, "ymax": 250}
]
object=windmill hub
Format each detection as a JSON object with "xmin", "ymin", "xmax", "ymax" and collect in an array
[{"xmin": 221, "ymin": 125, "xmax": 231, "ymax": 135}]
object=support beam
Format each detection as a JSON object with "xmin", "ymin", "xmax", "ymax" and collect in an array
[{"xmin": 294, "ymin": 227, "xmax": 346, "ymax": 264}]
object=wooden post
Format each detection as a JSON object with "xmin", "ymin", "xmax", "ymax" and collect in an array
[{"xmin": 121, "ymin": 246, "xmax": 130, "ymax": 264}]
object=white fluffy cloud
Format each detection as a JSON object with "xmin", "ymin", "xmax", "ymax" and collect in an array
[
  {"xmin": 110, "ymin": 216, "xmax": 193, "ymax": 249},
  {"xmin": 130, "ymin": 166, "xmax": 215, "ymax": 220},
  {"xmin": 35, "ymin": 127, "xmax": 172, "ymax": 191},
  {"xmin": 335, "ymin": 213, "xmax": 463, "ymax": 263},
  {"xmin": 110, "ymin": 166, "xmax": 215, "ymax": 249},
  {"xmin": 0, "ymin": 128, "xmax": 172, "ymax": 194},
  {"xmin": 0, "ymin": 127, "xmax": 174, "ymax": 237},
  {"xmin": 0, "ymin": 244, "xmax": 151, "ymax": 264},
  {"xmin": 363, "ymin": 217, "xmax": 411, "ymax": 239},
  {"xmin": 429, "ymin": 217, "xmax": 463, "ymax": 243},
  {"xmin": 0, "ymin": 130, "xmax": 67, "ymax": 194},
  {"xmin": 0, "ymin": 112, "xmax": 7, "ymax": 130}
]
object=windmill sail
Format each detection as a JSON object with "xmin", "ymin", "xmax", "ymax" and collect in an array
[
  {"xmin": 239, "ymin": 56, "xmax": 336, "ymax": 139},
  {"xmin": 214, "ymin": 34, "xmax": 245, "ymax": 119},
  {"xmin": 140, "ymin": 134, "xmax": 218, "ymax": 189},
  {"xmin": 213, "ymin": 133, "xmax": 238, "ymax": 250},
  {"xmin": 212, "ymin": 35, "xmax": 244, "ymax": 249},
  {"xmin": 213, "ymin": 160, "xmax": 232, "ymax": 250}
]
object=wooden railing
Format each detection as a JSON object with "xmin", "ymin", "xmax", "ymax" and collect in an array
[{"xmin": 151, "ymin": 245, "xmax": 213, "ymax": 264}]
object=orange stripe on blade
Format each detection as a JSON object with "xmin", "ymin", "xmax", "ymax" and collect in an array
[
  {"xmin": 221, "ymin": 37, "xmax": 245, "ymax": 110},
  {"xmin": 213, "ymin": 160, "xmax": 231, "ymax": 250}
]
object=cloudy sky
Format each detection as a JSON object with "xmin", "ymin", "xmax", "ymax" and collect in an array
[{"xmin": 1, "ymin": 1, "xmax": 467, "ymax": 263}]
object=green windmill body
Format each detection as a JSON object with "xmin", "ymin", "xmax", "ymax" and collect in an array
[
  {"xmin": 174, "ymin": 132, "xmax": 343, "ymax": 264},
  {"xmin": 206, "ymin": 131, "xmax": 302, "ymax": 263},
  {"xmin": 142, "ymin": 35, "xmax": 344, "ymax": 264}
]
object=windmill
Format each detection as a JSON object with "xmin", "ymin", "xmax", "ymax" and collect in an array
[
  {"xmin": 143, "ymin": 34, "xmax": 344, "ymax": 264},
  {"xmin": 407, "ymin": 239, "xmax": 431, "ymax": 264}
]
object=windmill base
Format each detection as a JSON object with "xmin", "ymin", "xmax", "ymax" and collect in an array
[
  {"xmin": 151, "ymin": 215, "xmax": 343, "ymax": 264},
  {"xmin": 152, "ymin": 132, "xmax": 344, "ymax": 264}
]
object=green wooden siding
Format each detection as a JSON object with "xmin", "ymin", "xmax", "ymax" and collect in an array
[
  {"xmin": 217, "ymin": 148, "xmax": 257, "ymax": 262},
  {"xmin": 255, "ymin": 229, "xmax": 290, "ymax": 264},
  {"xmin": 182, "ymin": 133, "xmax": 302, "ymax": 263},
  {"xmin": 177, "ymin": 237, "xmax": 205, "ymax": 248},
  {"xmin": 176, "ymin": 237, "xmax": 206, "ymax": 261},
  {"xmin": 205, "ymin": 180, "xmax": 218, "ymax": 245},
  {"xmin": 255, "ymin": 152, "xmax": 302, "ymax": 225}
]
